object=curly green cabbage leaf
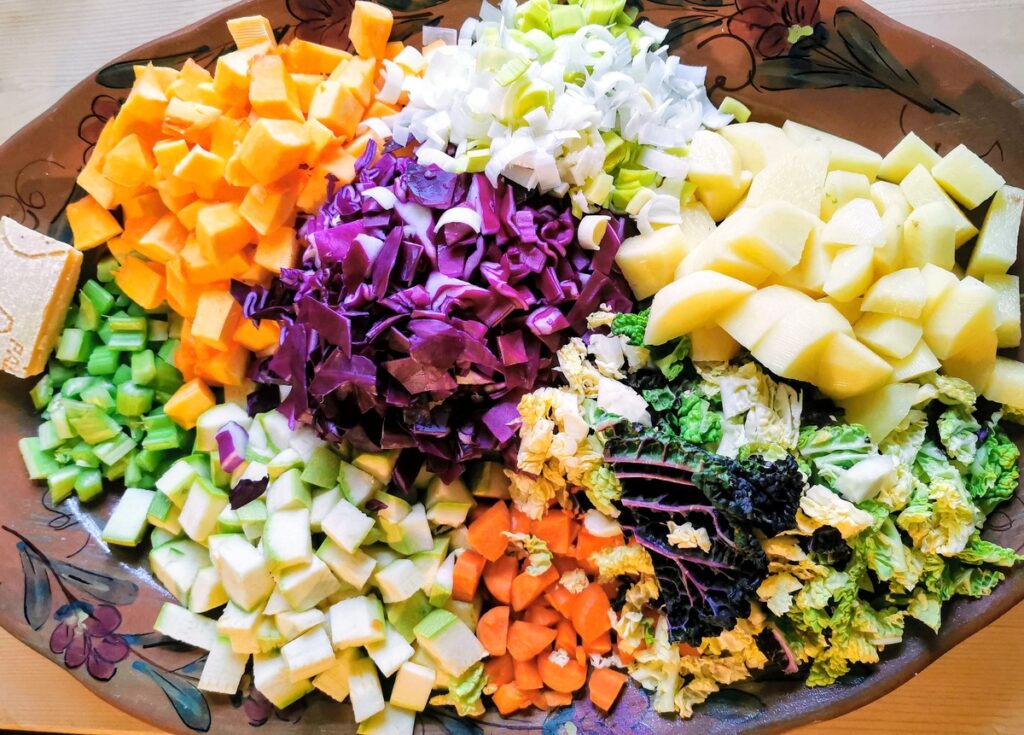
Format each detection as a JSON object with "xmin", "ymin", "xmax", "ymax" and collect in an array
[
  {"xmin": 798, "ymin": 424, "xmax": 875, "ymax": 487},
  {"xmin": 611, "ymin": 309, "xmax": 649, "ymax": 347},
  {"xmin": 967, "ymin": 425, "xmax": 1020, "ymax": 515},
  {"xmin": 896, "ymin": 443, "xmax": 980, "ymax": 556},
  {"xmin": 937, "ymin": 407, "xmax": 981, "ymax": 465},
  {"xmin": 428, "ymin": 662, "xmax": 487, "ymax": 717},
  {"xmin": 955, "ymin": 531, "xmax": 1023, "ymax": 567}
]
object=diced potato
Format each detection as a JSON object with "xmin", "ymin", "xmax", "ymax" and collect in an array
[
  {"xmin": 751, "ymin": 301, "xmax": 852, "ymax": 382},
  {"xmin": 718, "ymin": 285, "xmax": 816, "ymax": 349},
  {"xmin": 697, "ymin": 170, "xmax": 752, "ymax": 222},
  {"xmin": 869, "ymin": 181, "xmax": 910, "ymax": 215},
  {"xmin": 819, "ymin": 199, "xmax": 885, "ymax": 250},
  {"xmin": 718, "ymin": 202, "xmax": 820, "ymax": 274},
  {"xmin": 873, "ymin": 206, "xmax": 907, "ymax": 275},
  {"xmin": 818, "ymin": 296, "xmax": 862, "ymax": 324},
  {"xmin": 823, "ymin": 245, "xmax": 874, "ymax": 303},
  {"xmin": 690, "ymin": 325, "xmax": 741, "ymax": 362},
  {"xmin": 862, "ymin": 268, "xmax": 927, "ymax": 319},
  {"xmin": 931, "ymin": 144, "xmax": 1005, "ymax": 210},
  {"xmin": 889, "ymin": 340, "xmax": 940, "ymax": 383},
  {"xmin": 817, "ymin": 333, "xmax": 892, "ymax": 400},
  {"xmin": 840, "ymin": 383, "xmax": 921, "ymax": 443},
  {"xmin": 745, "ymin": 143, "xmax": 829, "ymax": 215},
  {"xmin": 853, "ymin": 313, "xmax": 922, "ymax": 359},
  {"xmin": 920, "ymin": 263, "xmax": 959, "ymax": 317},
  {"xmin": 923, "ymin": 276, "xmax": 997, "ymax": 359},
  {"xmin": 644, "ymin": 271, "xmax": 757, "ymax": 346},
  {"xmin": 981, "ymin": 357, "xmax": 1024, "ymax": 409},
  {"xmin": 821, "ymin": 171, "xmax": 870, "ymax": 221},
  {"xmin": 676, "ymin": 202, "xmax": 717, "ymax": 252},
  {"xmin": 718, "ymin": 122, "xmax": 795, "ymax": 174},
  {"xmin": 615, "ymin": 225, "xmax": 689, "ymax": 299},
  {"xmin": 899, "ymin": 165, "xmax": 978, "ymax": 247},
  {"xmin": 984, "ymin": 274, "xmax": 1022, "ymax": 348},
  {"xmin": 878, "ymin": 132, "xmax": 941, "ymax": 183},
  {"xmin": 902, "ymin": 201, "xmax": 956, "ymax": 270},
  {"xmin": 942, "ymin": 330, "xmax": 997, "ymax": 392},
  {"xmin": 774, "ymin": 224, "xmax": 830, "ymax": 294},
  {"xmin": 782, "ymin": 121, "xmax": 882, "ymax": 180},
  {"xmin": 687, "ymin": 131, "xmax": 743, "ymax": 192},
  {"xmin": 966, "ymin": 185, "xmax": 1023, "ymax": 278},
  {"xmin": 677, "ymin": 237, "xmax": 770, "ymax": 286}
]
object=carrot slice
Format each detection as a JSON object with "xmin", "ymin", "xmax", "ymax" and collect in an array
[
  {"xmin": 553, "ymin": 556, "xmax": 582, "ymax": 575},
  {"xmin": 545, "ymin": 583, "xmax": 580, "ymax": 619},
  {"xmin": 513, "ymin": 657, "xmax": 543, "ymax": 690},
  {"xmin": 537, "ymin": 651, "xmax": 588, "ymax": 693},
  {"xmin": 482, "ymin": 554, "xmax": 518, "ymax": 604},
  {"xmin": 507, "ymin": 621, "xmax": 558, "ymax": 661},
  {"xmin": 572, "ymin": 583, "xmax": 613, "ymax": 643},
  {"xmin": 532, "ymin": 510, "xmax": 577, "ymax": 555},
  {"xmin": 492, "ymin": 683, "xmax": 531, "ymax": 716},
  {"xmin": 555, "ymin": 620, "xmax": 578, "ymax": 657},
  {"xmin": 511, "ymin": 567, "xmax": 559, "ymax": 611},
  {"xmin": 484, "ymin": 653, "xmax": 515, "ymax": 686},
  {"xmin": 582, "ymin": 631, "xmax": 611, "ymax": 655},
  {"xmin": 576, "ymin": 529, "xmax": 624, "ymax": 574},
  {"xmin": 589, "ymin": 668, "xmax": 628, "ymax": 712},
  {"xmin": 523, "ymin": 604, "xmax": 563, "ymax": 628},
  {"xmin": 543, "ymin": 690, "xmax": 574, "ymax": 708},
  {"xmin": 452, "ymin": 550, "xmax": 486, "ymax": 602},
  {"xmin": 468, "ymin": 501, "xmax": 511, "ymax": 562},
  {"xmin": 510, "ymin": 507, "xmax": 532, "ymax": 534},
  {"xmin": 477, "ymin": 605, "xmax": 510, "ymax": 657},
  {"xmin": 615, "ymin": 644, "xmax": 636, "ymax": 665}
]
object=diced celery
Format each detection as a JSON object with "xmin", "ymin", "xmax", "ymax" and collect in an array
[
  {"xmin": 117, "ymin": 382, "xmax": 155, "ymax": 417},
  {"xmin": 93, "ymin": 433, "xmax": 137, "ymax": 466},
  {"xmin": 125, "ymin": 456, "xmax": 144, "ymax": 487},
  {"xmin": 80, "ymin": 382, "xmax": 115, "ymax": 412},
  {"xmin": 56, "ymin": 329, "xmax": 96, "ymax": 363},
  {"xmin": 74, "ymin": 468, "xmax": 104, "ymax": 502},
  {"xmin": 131, "ymin": 350, "xmax": 157, "ymax": 386},
  {"xmin": 75, "ymin": 294, "xmax": 101, "ymax": 331},
  {"xmin": 107, "ymin": 331, "xmax": 147, "ymax": 352},
  {"xmin": 109, "ymin": 312, "xmax": 147, "ymax": 333},
  {"xmin": 86, "ymin": 346, "xmax": 120, "ymax": 376},
  {"xmin": 82, "ymin": 279, "xmax": 115, "ymax": 315},
  {"xmin": 48, "ymin": 465, "xmax": 80, "ymax": 502},
  {"xmin": 149, "ymin": 320, "xmax": 169, "ymax": 342},
  {"xmin": 47, "ymin": 361, "xmax": 75, "ymax": 388},
  {"xmin": 69, "ymin": 441, "xmax": 100, "ymax": 468},
  {"xmin": 135, "ymin": 448, "xmax": 164, "ymax": 473},
  {"xmin": 64, "ymin": 401, "xmax": 121, "ymax": 444},
  {"xmin": 168, "ymin": 313, "xmax": 184, "ymax": 339},
  {"xmin": 37, "ymin": 421, "xmax": 61, "ymax": 451},
  {"xmin": 112, "ymin": 364, "xmax": 133, "ymax": 385},
  {"xmin": 154, "ymin": 358, "xmax": 183, "ymax": 394},
  {"xmin": 29, "ymin": 375, "xmax": 53, "ymax": 410},
  {"xmin": 19, "ymin": 437, "xmax": 61, "ymax": 480},
  {"xmin": 143, "ymin": 412, "xmax": 185, "ymax": 451},
  {"xmin": 96, "ymin": 256, "xmax": 119, "ymax": 283},
  {"xmin": 157, "ymin": 340, "xmax": 179, "ymax": 365},
  {"xmin": 49, "ymin": 405, "xmax": 74, "ymax": 440},
  {"xmin": 103, "ymin": 456, "xmax": 128, "ymax": 481},
  {"xmin": 61, "ymin": 376, "xmax": 96, "ymax": 399}
]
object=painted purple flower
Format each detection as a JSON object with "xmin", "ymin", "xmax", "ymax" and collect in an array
[
  {"xmin": 728, "ymin": 0, "xmax": 822, "ymax": 58},
  {"xmin": 287, "ymin": 0, "xmax": 357, "ymax": 49},
  {"xmin": 49, "ymin": 601, "xmax": 129, "ymax": 681}
]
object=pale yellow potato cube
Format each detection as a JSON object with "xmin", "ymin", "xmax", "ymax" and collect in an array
[
  {"xmin": 889, "ymin": 340, "xmax": 940, "ymax": 383},
  {"xmin": 899, "ymin": 165, "xmax": 978, "ymax": 246},
  {"xmin": 931, "ymin": 144, "xmax": 1005, "ymax": 210},
  {"xmin": 902, "ymin": 201, "xmax": 956, "ymax": 270},
  {"xmin": 984, "ymin": 274, "xmax": 1022, "ymax": 348},
  {"xmin": 862, "ymin": 268, "xmax": 927, "ymax": 319},
  {"xmin": 782, "ymin": 120, "xmax": 883, "ymax": 180},
  {"xmin": 817, "ymin": 333, "xmax": 893, "ymax": 400},
  {"xmin": 873, "ymin": 207, "xmax": 907, "ymax": 275},
  {"xmin": 981, "ymin": 357, "xmax": 1024, "ymax": 409},
  {"xmin": 677, "ymin": 241, "xmax": 771, "ymax": 286},
  {"xmin": 677, "ymin": 202, "xmax": 717, "ymax": 252},
  {"xmin": 687, "ymin": 130, "xmax": 742, "ymax": 191},
  {"xmin": 718, "ymin": 285, "xmax": 817, "ymax": 349},
  {"xmin": 878, "ymin": 132, "xmax": 941, "ymax": 183},
  {"xmin": 751, "ymin": 301, "xmax": 852, "ymax": 382},
  {"xmin": 823, "ymin": 245, "xmax": 874, "ymax": 302},
  {"xmin": 966, "ymin": 185, "xmax": 1024, "ymax": 278},
  {"xmin": 819, "ymin": 199, "xmax": 886, "ymax": 250},
  {"xmin": 942, "ymin": 331, "xmax": 997, "ymax": 392},
  {"xmin": 745, "ymin": 143, "xmax": 829, "ymax": 215},
  {"xmin": 719, "ymin": 202, "xmax": 820, "ymax": 275},
  {"xmin": 869, "ymin": 181, "xmax": 910, "ymax": 215},
  {"xmin": 921, "ymin": 263, "xmax": 959, "ymax": 317},
  {"xmin": 690, "ymin": 325, "xmax": 741, "ymax": 362},
  {"xmin": 718, "ymin": 122, "xmax": 795, "ymax": 174},
  {"xmin": 615, "ymin": 225, "xmax": 689, "ymax": 299},
  {"xmin": 773, "ymin": 224, "xmax": 830, "ymax": 295},
  {"xmin": 923, "ymin": 276, "xmax": 997, "ymax": 359},
  {"xmin": 818, "ymin": 296, "xmax": 862, "ymax": 324},
  {"xmin": 697, "ymin": 170, "xmax": 752, "ymax": 222},
  {"xmin": 822, "ymin": 171, "xmax": 871, "ymax": 221},
  {"xmin": 840, "ymin": 383, "xmax": 920, "ymax": 443},
  {"xmin": 644, "ymin": 271, "xmax": 757, "ymax": 346},
  {"xmin": 853, "ymin": 313, "xmax": 923, "ymax": 359}
]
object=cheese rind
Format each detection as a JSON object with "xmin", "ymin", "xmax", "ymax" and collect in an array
[{"xmin": 0, "ymin": 217, "xmax": 84, "ymax": 377}]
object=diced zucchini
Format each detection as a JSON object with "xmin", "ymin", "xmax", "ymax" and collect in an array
[
  {"xmin": 198, "ymin": 636, "xmax": 248, "ymax": 694},
  {"xmin": 351, "ymin": 450, "xmax": 399, "ymax": 486},
  {"xmin": 386, "ymin": 591, "xmax": 435, "ymax": 643},
  {"xmin": 276, "ymin": 555, "xmax": 342, "ymax": 611},
  {"xmin": 348, "ymin": 655, "xmax": 386, "ymax": 723},
  {"xmin": 263, "ymin": 508, "xmax": 313, "ymax": 572},
  {"xmin": 150, "ymin": 539, "xmax": 209, "ymax": 604},
  {"xmin": 280, "ymin": 626, "xmax": 336, "ymax": 681},
  {"xmin": 467, "ymin": 461, "xmax": 511, "ymax": 499},
  {"xmin": 322, "ymin": 499, "xmax": 374, "ymax": 553},
  {"xmin": 357, "ymin": 704, "xmax": 414, "ymax": 735},
  {"xmin": 317, "ymin": 539, "xmax": 376, "ymax": 589},
  {"xmin": 388, "ymin": 503, "xmax": 434, "ymax": 555},
  {"xmin": 217, "ymin": 601, "xmax": 264, "ymax": 655},
  {"xmin": 188, "ymin": 566, "xmax": 228, "ymax": 613},
  {"xmin": 413, "ymin": 609, "xmax": 487, "ymax": 677},
  {"xmin": 312, "ymin": 648, "xmax": 359, "ymax": 702},
  {"xmin": 149, "ymin": 527, "xmax": 180, "ymax": 549},
  {"xmin": 328, "ymin": 595, "xmax": 386, "ymax": 649},
  {"xmin": 211, "ymin": 535, "xmax": 275, "ymax": 611},
  {"xmin": 275, "ymin": 609, "xmax": 326, "ymax": 641},
  {"xmin": 365, "ymin": 623, "xmax": 414, "ymax": 677},
  {"xmin": 300, "ymin": 446, "xmax": 341, "ymax": 488},
  {"xmin": 428, "ymin": 551, "xmax": 457, "ymax": 607},
  {"xmin": 101, "ymin": 488, "xmax": 155, "ymax": 546},
  {"xmin": 147, "ymin": 492, "xmax": 183, "ymax": 535},
  {"xmin": 444, "ymin": 597, "xmax": 482, "ymax": 631},
  {"xmin": 155, "ymin": 602, "xmax": 218, "ymax": 650},
  {"xmin": 390, "ymin": 661, "xmax": 436, "ymax": 712},
  {"xmin": 263, "ymin": 589, "xmax": 292, "ymax": 616},
  {"xmin": 265, "ymin": 468, "xmax": 311, "ymax": 513},
  {"xmin": 257, "ymin": 618, "xmax": 286, "ymax": 653},
  {"xmin": 425, "ymin": 476, "xmax": 475, "ymax": 508},
  {"xmin": 309, "ymin": 486, "xmax": 342, "ymax": 532},
  {"xmin": 179, "ymin": 477, "xmax": 229, "ymax": 542},
  {"xmin": 252, "ymin": 652, "xmax": 314, "ymax": 709},
  {"xmin": 374, "ymin": 559, "xmax": 424, "ymax": 604},
  {"xmin": 338, "ymin": 462, "xmax": 381, "ymax": 506},
  {"xmin": 196, "ymin": 404, "xmax": 252, "ymax": 452}
]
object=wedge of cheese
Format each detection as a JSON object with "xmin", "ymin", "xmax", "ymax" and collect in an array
[{"xmin": 0, "ymin": 217, "xmax": 83, "ymax": 377}]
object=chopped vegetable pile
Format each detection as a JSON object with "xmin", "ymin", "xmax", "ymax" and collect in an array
[{"xmin": 12, "ymin": 0, "xmax": 1024, "ymax": 731}]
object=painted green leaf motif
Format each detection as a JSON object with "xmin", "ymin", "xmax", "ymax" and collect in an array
[
  {"xmin": 133, "ymin": 660, "xmax": 212, "ymax": 732},
  {"xmin": 17, "ymin": 544, "xmax": 51, "ymax": 631}
]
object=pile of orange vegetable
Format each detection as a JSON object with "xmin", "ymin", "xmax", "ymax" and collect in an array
[
  {"xmin": 64, "ymin": 4, "xmax": 419, "ymax": 429},
  {"xmin": 455, "ymin": 501, "xmax": 633, "ymax": 715}
]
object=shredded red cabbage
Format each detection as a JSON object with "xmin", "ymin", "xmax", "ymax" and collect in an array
[{"xmin": 233, "ymin": 141, "xmax": 633, "ymax": 486}]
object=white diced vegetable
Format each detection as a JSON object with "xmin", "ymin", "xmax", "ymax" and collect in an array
[
  {"xmin": 328, "ymin": 595, "xmax": 385, "ymax": 649},
  {"xmin": 101, "ymin": 487, "xmax": 155, "ymax": 547},
  {"xmin": 198, "ymin": 636, "xmax": 248, "ymax": 694},
  {"xmin": 154, "ymin": 603, "xmax": 218, "ymax": 650},
  {"xmin": 280, "ymin": 626, "xmax": 336, "ymax": 681},
  {"xmin": 365, "ymin": 624, "xmax": 414, "ymax": 677},
  {"xmin": 322, "ymin": 499, "xmax": 375, "ymax": 553},
  {"xmin": 390, "ymin": 661, "xmax": 436, "ymax": 712},
  {"xmin": 252, "ymin": 652, "xmax": 314, "ymax": 709},
  {"xmin": 263, "ymin": 508, "xmax": 312, "ymax": 571}
]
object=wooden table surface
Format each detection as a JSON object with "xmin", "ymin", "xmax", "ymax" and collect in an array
[{"xmin": 1, "ymin": 1, "xmax": 1023, "ymax": 733}]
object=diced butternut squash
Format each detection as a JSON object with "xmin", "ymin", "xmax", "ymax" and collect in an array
[
  {"xmin": 162, "ymin": 98, "xmax": 221, "ymax": 140},
  {"xmin": 234, "ymin": 317, "xmax": 281, "ymax": 352},
  {"xmin": 239, "ymin": 173, "xmax": 304, "ymax": 236},
  {"xmin": 173, "ymin": 144, "xmax": 226, "ymax": 187},
  {"xmin": 114, "ymin": 255, "xmax": 165, "ymax": 310},
  {"xmin": 226, "ymin": 15, "xmax": 276, "ymax": 50},
  {"xmin": 196, "ymin": 202, "xmax": 255, "ymax": 261},
  {"xmin": 350, "ymin": 2, "xmax": 394, "ymax": 60},
  {"xmin": 196, "ymin": 342, "xmax": 248, "ymax": 386},
  {"xmin": 137, "ymin": 213, "xmax": 188, "ymax": 263},
  {"xmin": 102, "ymin": 133, "xmax": 154, "ymax": 188},
  {"xmin": 329, "ymin": 57, "xmax": 377, "ymax": 107},
  {"xmin": 283, "ymin": 39, "xmax": 351, "ymax": 75},
  {"xmin": 165, "ymin": 378, "xmax": 216, "ymax": 429},
  {"xmin": 165, "ymin": 258, "xmax": 198, "ymax": 318},
  {"xmin": 66, "ymin": 195, "xmax": 123, "ymax": 251},
  {"xmin": 249, "ymin": 55, "xmax": 303, "ymax": 122},
  {"xmin": 191, "ymin": 288, "xmax": 243, "ymax": 351},
  {"xmin": 237, "ymin": 119, "xmax": 311, "ymax": 184},
  {"xmin": 254, "ymin": 227, "xmax": 299, "ymax": 274},
  {"xmin": 309, "ymin": 81, "xmax": 364, "ymax": 138}
]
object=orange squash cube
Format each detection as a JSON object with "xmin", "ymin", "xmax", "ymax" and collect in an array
[
  {"xmin": 119, "ymin": 65, "xmax": 169, "ymax": 126},
  {"xmin": 165, "ymin": 258, "xmax": 198, "ymax": 318},
  {"xmin": 192, "ymin": 288, "xmax": 243, "ymax": 350},
  {"xmin": 173, "ymin": 144, "xmax": 226, "ymax": 186},
  {"xmin": 234, "ymin": 317, "xmax": 281, "ymax": 352},
  {"xmin": 291, "ymin": 73, "xmax": 324, "ymax": 114},
  {"xmin": 254, "ymin": 227, "xmax": 299, "ymax": 274},
  {"xmin": 303, "ymin": 119, "xmax": 336, "ymax": 164},
  {"xmin": 385, "ymin": 41, "xmax": 405, "ymax": 61},
  {"xmin": 212, "ymin": 43, "xmax": 270, "ymax": 108},
  {"xmin": 136, "ymin": 213, "xmax": 188, "ymax": 263},
  {"xmin": 282, "ymin": 38, "xmax": 351, "ymax": 75},
  {"xmin": 350, "ymin": 2, "xmax": 394, "ymax": 60},
  {"xmin": 105, "ymin": 236, "xmax": 134, "ymax": 264},
  {"xmin": 162, "ymin": 98, "xmax": 221, "ymax": 140},
  {"xmin": 153, "ymin": 139, "xmax": 190, "ymax": 175},
  {"xmin": 181, "ymin": 239, "xmax": 243, "ymax": 286},
  {"xmin": 155, "ymin": 179, "xmax": 197, "ymax": 213},
  {"xmin": 196, "ymin": 202, "xmax": 255, "ymax": 261},
  {"xmin": 249, "ymin": 55, "xmax": 303, "ymax": 122},
  {"xmin": 197, "ymin": 342, "xmax": 249, "ymax": 387},
  {"xmin": 237, "ymin": 118, "xmax": 311, "ymax": 185},
  {"xmin": 122, "ymin": 191, "xmax": 168, "ymax": 221},
  {"xmin": 209, "ymin": 117, "xmax": 248, "ymax": 160},
  {"xmin": 238, "ymin": 261, "xmax": 274, "ymax": 287},
  {"xmin": 66, "ymin": 195, "xmax": 123, "ymax": 251},
  {"xmin": 227, "ymin": 16, "xmax": 276, "ymax": 50},
  {"xmin": 239, "ymin": 172, "xmax": 303, "ymax": 236},
  {"xmin": 224, "ymin": 153, "xmax": 259, "ymax": 188},
  {"xmin": 175, "ymin": 200, "xmax": 206, "ymax": 231},
  {"xmin": 364, "ymin": 100, "xmax": 400, "ymax": 119},
  {"xmin": 136, "ymin": 64, "xmax": 178, "ymax": 91},
  {"xmin": 165, "ymin": 59, "xmax": 214, "ymax": 103},
  {"xmin": 308, "ymin": 81, "xmax": 364, "ymax": 139},
  {"xmin": 329, "ymin": 57, "xmax": 377, "ymax": 106},
  {"xmin": 101, "ymin": 133, "xmax": 154, "ymax": 188},
  {"xmin": 345, "ymin": 130, "xmax": 384, "ymax": 160},
  {"xmin": 164, "ymin": 378, "xmax": 216, "ymax": 430},
  {"xmin": 76, "ymin": 160, "xmax": 118, "ymax": 210},
  {"xmin": 114, "ymin": 255, "xmax": 165, "ymax": 310}
]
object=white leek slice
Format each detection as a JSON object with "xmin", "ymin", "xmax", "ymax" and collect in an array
[{"xmin": 578, "ymin": 215, "xmax": 610, "ymax": 251}]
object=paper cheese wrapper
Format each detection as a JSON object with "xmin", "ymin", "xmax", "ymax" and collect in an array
[{"xmin": 0, "ymin": 216, "xmax": 84, "ymax": 378}]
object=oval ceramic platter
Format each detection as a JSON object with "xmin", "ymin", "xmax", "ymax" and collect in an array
[{"xmin": 0, "ymin": 1, "xmax": 1022, "ymax": 734}]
